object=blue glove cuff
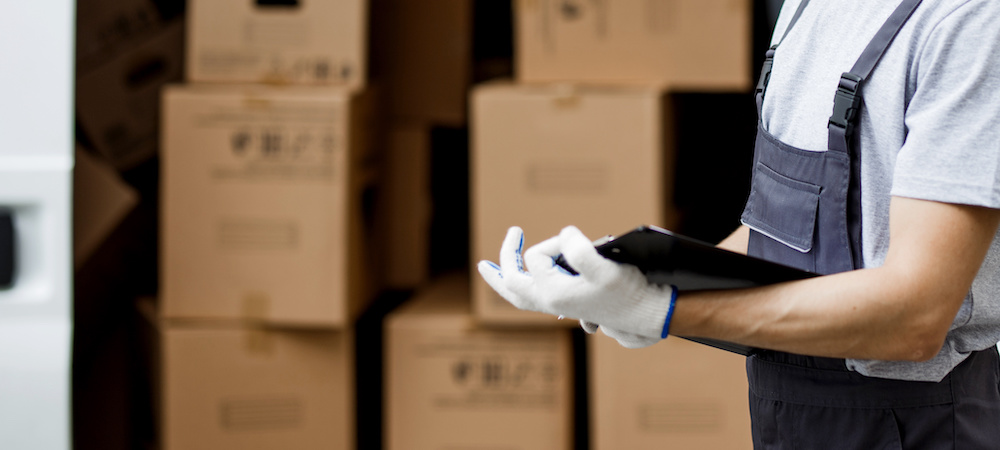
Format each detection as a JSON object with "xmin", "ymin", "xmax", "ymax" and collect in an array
[{"xmin": 660, "ymin": 285, "xmax": 678, "ymax": 339}]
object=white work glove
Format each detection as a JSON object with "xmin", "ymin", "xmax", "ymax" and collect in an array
[
  {"xmin": 579, "ymin": 320, "xmax": 661, "ymax": 349},
  {"xmin": 478, "ymin": 226, "xmax": 678, "ymax": 347}
]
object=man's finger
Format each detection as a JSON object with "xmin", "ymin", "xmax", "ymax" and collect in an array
[
  {"xmin": 601, "ymin": 326, "xmax": 659, "ymax": 349},
  {"xmin": 559, "ymin": 226, "xmax": 617, "ymax": 283},
  {"xmin": 477, "ymin": 260, "xmax": 524, "ymax": 308},
  {"xmin": 524, "ymin": 235, "xmax": 562, "ymax": 277},
  {"xmin": 498, "ymin": 226, "xmax": 527, "ymax": 275}
]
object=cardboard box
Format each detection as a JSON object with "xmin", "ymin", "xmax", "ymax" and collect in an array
[
  {"xmin": 72, "ymin": 147, "xmax": 139, "ymax": 268},
  {"xmin": 471, "ymin": 82, "xmax": 678, "ymax": 325},
  {"xmin": 375, "ymin": 123, "xmax": 432, "ymax": 289},
  {"xmin": 76, "ymin": 19, "xmax": 184, "ymax": 169},
  {"xmin": 589, "ymin": 335, "xmax": 752, "ymax": 449},
  {"xmin": 186, "ymin": 0, "xmax": 367, "ymax": 86},
  {"xmin": 371, "ymin": 0, "xmax": 471, "ymax": 125},
  {"xmin": 76, "ymin": 0, "xmax": 161, "ymax": 73},
  {"xmin": 140, "ymin": 302, "xmax": 355, "ymax": 450},
  {"xmin": 385, "ymin": 276, "xmax": 574, "ymax": 450},
  {"xmin": 515, "ymin": 0, "xmax": 752, "ymax": 90},
  {"xmin": 161, "ymin": 84, "xmax": 377, "ymax": 327}
]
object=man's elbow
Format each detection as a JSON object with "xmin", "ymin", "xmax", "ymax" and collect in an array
[
  {"xmin": 892, "ymin": 319, "xmax": 950, "ymax": 362},
  {"xmin": 898, "ymin": 337, "xmax": 944, "ymax": 362},
  {"xmin": 875, "ymin": 282, "xmax": 962, "ymax": 362}
]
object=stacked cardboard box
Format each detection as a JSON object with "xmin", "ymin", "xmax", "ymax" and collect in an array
[
  {"xmin": 371, "ymin": 5, "xmax": 586, "ymax": 449},
  {"xmin": 513, "ymin": 0, "xmax": 752, "ymax": 90},
  {"xmin": 385, "ymin": 276, "xmax": 574, "ymax": 450},
  {"xmin": 75, "ymin": 0, "xmax": 184, "ymax": 170},
  {"xmin": 72, "ymin": 147, "xmax": 138, "ymax": 268},
  {"xmin": 160, "ymin": 85, "xmax": 377, "ymax": 327},
  {"xmin": 185, "ymin": 0, "xmax": 367, "ymax": 86},
  {"xmin": 140, "ymin": 300, "xmax": 355, "ymax": 450},
  {"xmin": 153, "ymin": 2, "xmax": 371, "ymax": 448},
  {"xmin": 75, "ymin": 0, "xmax": 162, "ymax": 72},
  {"xmin": 468, "ymin": 1, "xmax": 756, "ymax": 448},
  {"xmin": 589, "ymin": 334, "xmax": 752, "ymax": 449}
]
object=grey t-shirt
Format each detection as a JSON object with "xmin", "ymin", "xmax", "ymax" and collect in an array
[{"xmin": 761, "ymin": 0, "xmax": 1000, "ymax": 382}]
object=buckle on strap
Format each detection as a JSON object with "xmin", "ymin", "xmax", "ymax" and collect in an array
[
  {"xmin": 755, "ymin": 46, "xmax": 778, "ymax": 96},
  {"xmin": 828, "ymin": 72, "xmax": 864, "ymax": 136}
]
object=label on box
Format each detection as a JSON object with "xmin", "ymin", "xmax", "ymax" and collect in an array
[
  {"xmin": 187, "ymin": 0, "xmax": 365, "ymax": 86},
  {"xmin": 196, "ymin": 49, "xmax": 351, "ymax": 84},
  {"xmin": 417, "ymin": 333, "xmax": 563, "ymax": 410},
  {"xmin": 218, "ymin": 219, "xmax": 298, "ymax": 250},
  {"xmin": 220, "ymin": 395, "xmax": 304, "ymax": 431},
  {"xmin": 526, "ymin": 161, "xmax": 609, "ymax": 193},
  {"xmin": 194, "ymin": 14, "xmax": 355, "ymax": 85},
  {"xmin": 193, "ymin": 105, "xmax": 343, "ymax": 182}
]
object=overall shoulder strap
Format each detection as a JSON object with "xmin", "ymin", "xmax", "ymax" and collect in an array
[
  {"xmin": 756, "ymin": 0, "xmax": 811, "ymax": 108},
  {"xmin": 828, "ymin": 0, "xmax": 923, "ymax": 153},
  {"xmin": 828, "ymin": 0, "xmax": 923, "ymax": 271}
]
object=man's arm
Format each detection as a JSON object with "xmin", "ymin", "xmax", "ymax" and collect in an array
[
  {"xmin": 717, "ymin": 225, "xmax": 750, "ymax": 255},
  {"xmin": 670, "ymin": 196, "xmax": 1000, "ymax": 362}
]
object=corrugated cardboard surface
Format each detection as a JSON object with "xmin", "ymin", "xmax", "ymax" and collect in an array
[
  {"xmin": 470, "ymin": 82, "xmax": 677, "ymax": 325},
  {"xmin": 76, "ymin": 19, "xmax": 184, "ymax": 169},
  {"xmin": 515, "ymin": 0, "xmax": 752, "ymax": 90},
  {"xmin": 72, "ymin": 147, "xmax": 139, "ymax": 268},
  {"xmin": 186, "ymin": 0, "xmax": 367, "ymax": 86},
  {"xmin": 152, "ymin": 316, "xmax": 355, "ymax": 450},
  {"xmin": 385, "ymin": 276, "xmax": 574, "ymax": 450},
  {"xmin": 76, "ymin": 0, "xmax": 162, "ymax": 72},
  {"xmin": 371, "ymin": 0, "xmax": 471, "ymax": 125},
  {"xmin": 160, "ymin": 84, "xmax": 376, "ymax": 327},
  {"xmin": 590, "ymin": 335, "xmax": 752, "ymax": 449}
]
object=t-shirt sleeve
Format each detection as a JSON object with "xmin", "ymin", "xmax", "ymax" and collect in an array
[{"xmin": 892, "ymin": 0, "xmax": 1000, "ymax": 208}]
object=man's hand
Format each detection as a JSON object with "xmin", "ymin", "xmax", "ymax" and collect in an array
[
  {"xmin": 580, "ymin": 320, "xmax": 661, "ymax": 348},
  {"xmin": 478, "ymin": 225, "xmax": 676, "ymax": 342}
]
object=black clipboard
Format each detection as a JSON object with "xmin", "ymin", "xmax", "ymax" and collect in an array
[{"xmin": 556, "ymin": 225, "xmax": 817, "ymax": 355}]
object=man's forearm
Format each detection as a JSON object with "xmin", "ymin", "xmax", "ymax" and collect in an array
[
  {"xmin": 670, "ymin": 198, "xmax": 1000, "ymax": 361},
  {"xmin": 670, "ymin": 267, "xmax": 949, "ymax": 361}
]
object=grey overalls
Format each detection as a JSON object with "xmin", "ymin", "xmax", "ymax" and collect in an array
[{"xmin": 740, "ymin": 0, "xmax": 1000, "ymax": 447}]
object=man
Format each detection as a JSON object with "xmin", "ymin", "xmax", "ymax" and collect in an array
[{"xmin": 479, "ymin": 0, "xmax": 1000, "ymax": 448}]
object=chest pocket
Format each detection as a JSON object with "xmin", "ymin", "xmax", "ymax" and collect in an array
[{"xmin": 741, "ymin": 161, "xmax": 821, "ymax": 272}]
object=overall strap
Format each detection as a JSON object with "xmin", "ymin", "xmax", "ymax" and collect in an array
[
  {"xmin": 827, "ymin": 0, "xmax": 923, "ymax": 154},
  {"xmin": 756, "ymin": 0, "xmax": 811, "ymax": 111},
  {"xmin": 826, "ymin": 0, "xmax": 923, "ymax": 271}
]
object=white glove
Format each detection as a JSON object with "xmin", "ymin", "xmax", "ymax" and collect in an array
[
  {"xmin": 478, "ymin": 226, "xmax": 677, "ymax": 342},
  {"xmin": 579, "ymin": 320, "xmax": 661, "ymax": 349}
]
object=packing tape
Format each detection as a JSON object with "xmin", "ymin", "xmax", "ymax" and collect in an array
[
  {"xmin": 551, "ymin": 83, "xmax": 579, "ymax": 108},
  {"xmin": 244, "ymin": 327, "xmax": 275, "ymax": 356},
  {"xmin": 241, "ymin": 292, "xmax": 277, "ymax": 355}
]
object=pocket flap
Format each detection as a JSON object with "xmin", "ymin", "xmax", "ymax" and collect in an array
[{"xmin": 740, "ymin": 162, "xmax": 820, "ymax": 253}]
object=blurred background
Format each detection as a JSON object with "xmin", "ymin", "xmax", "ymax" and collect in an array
[{"xmin": 66, "ymin": 0, "xmax": 785, "ymax": 448}]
